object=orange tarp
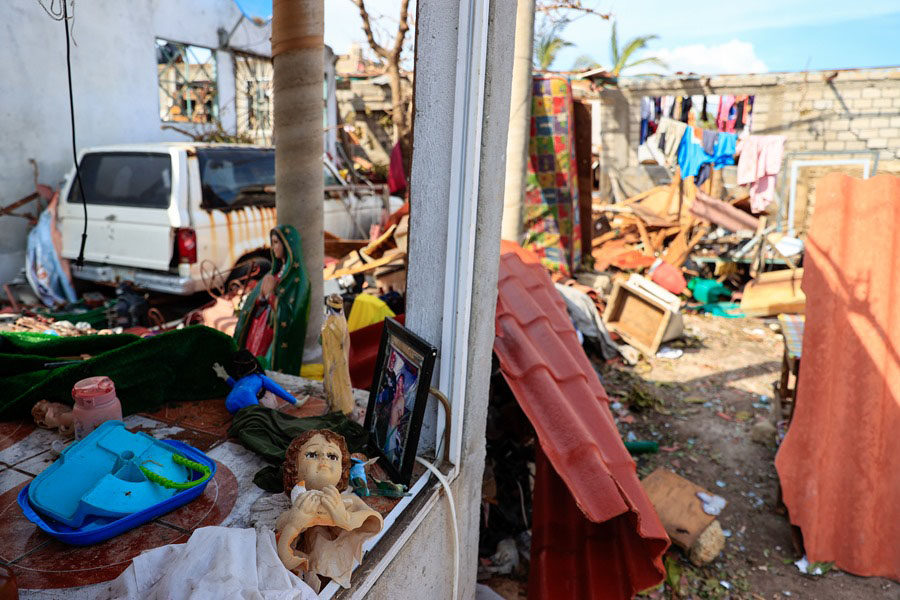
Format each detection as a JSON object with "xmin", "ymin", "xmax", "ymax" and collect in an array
[{"xmin": 775, "ymin": 174, "xmax": 900, "ymax": 581}]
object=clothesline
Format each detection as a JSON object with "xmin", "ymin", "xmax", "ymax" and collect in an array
[
  {"xmin": 639, "ymin": 94, "xmax": 755, "ymax": 146},
  {"xmin": 640, "ymin": 111, "xmax": 786, "ymax": 214}
]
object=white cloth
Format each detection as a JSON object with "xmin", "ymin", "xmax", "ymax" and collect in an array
[
  {"xmin": 102, "ymin": 526, "xmax": 318, "ymax": 600},
  {"xmin": 640, "ymin": 96, "xmax": 652, "ymax": 119}
]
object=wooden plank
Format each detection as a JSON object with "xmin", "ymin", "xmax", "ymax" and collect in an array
[
  {"xmin": 574, "ymin": 101, "xmax": 594, "ymax": 254},
  {"xmin": 641, "ymin": 468, "xmax": 717, "ymax": 551},
  {"xmin": 633, "ymin": 217, "xmax": 654, "ymax": 257}
]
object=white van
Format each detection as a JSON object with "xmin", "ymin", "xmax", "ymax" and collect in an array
[{"xmin": 58, "ymin": 143, "xmax": 401, "ymax": 295}]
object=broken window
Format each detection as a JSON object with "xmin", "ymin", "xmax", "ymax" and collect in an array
[
  {"xmin": 156, "ymin": 39, "xmax": 218, "ymax": 123},
  {"xmin": 234, "ymin": 53, "xmax": 274, "ymax": 144}
]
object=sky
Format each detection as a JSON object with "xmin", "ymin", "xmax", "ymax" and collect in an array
[{"xmin": 235, "ymin": 0, "xmax": 900, "ymax": 75}]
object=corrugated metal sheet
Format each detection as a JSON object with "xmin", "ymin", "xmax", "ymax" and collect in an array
[
  {"xmin": 775, "ymin": 174, "xmax": 900, "ymax": 581},
  {"xmin": 495, "ymin": 241, "xmax": 669, "ymax": 599}
]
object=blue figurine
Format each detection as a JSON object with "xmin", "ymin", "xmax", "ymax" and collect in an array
[{"xmin": 213, "ymin": 349, "xmax": 298, "ymax": 414}]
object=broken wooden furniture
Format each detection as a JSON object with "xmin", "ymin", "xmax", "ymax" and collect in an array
[
  {"xmin": 775, "ymin": 314, "xmax": 804, "ymax": 424},
  {"xmin": 603, "ymin": 274, "xmax": 683, "ymax": 356}
]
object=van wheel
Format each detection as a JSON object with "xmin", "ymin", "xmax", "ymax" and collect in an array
[{"xmin": 226, "ymin": 257, "xmax": 271, "ymax": 292}]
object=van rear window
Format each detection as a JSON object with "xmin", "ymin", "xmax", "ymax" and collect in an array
[
  {"xmin": 69, "ymin": 152, "xmax": 172, "ymax": 208},
  {"xmin": 197, "ymin": 148, "xmax": 276, "ymax": 210}
]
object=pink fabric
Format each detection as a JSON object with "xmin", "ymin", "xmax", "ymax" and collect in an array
[
  {"xmin": 717, "ymin": 95, "xmax": 735, "ymax": 132},
  {"xmin": 387, "ymin": 142, "xmax": 406, "ymax": 195},
  {"xmin": 736, "ymin": 135, "xmax": 786, "ymax": 213}
]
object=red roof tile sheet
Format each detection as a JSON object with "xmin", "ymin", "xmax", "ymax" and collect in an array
[
  {"xmin": 775, "ymin": 174, "xmax": 900, "ymax": 581},
  {"xmin": 495, "ymin": 241, "xmax": 669, "ymax": 599}
]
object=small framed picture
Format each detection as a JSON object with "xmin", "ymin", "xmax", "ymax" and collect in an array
[{"xmin": 364, "ymin": 318, "xmax": 437, "ymax": 486}]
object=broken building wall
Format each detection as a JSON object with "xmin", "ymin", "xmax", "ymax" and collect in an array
[
  {"xmin": 598, "ymin": 67, "xmax": 900, "ymax": 235},
  {"xmin": 0, "ymin": 0, "xmax": 271, "ymax": 283}
]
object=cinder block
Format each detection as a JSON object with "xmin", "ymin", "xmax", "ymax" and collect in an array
[
  {"xmin": 812, "ymin": 99, "xmax": 831, "ymax": 110},
  {"xmin": 872, "ymin": 98, "xmax": 893, "ymax": 109},
  {"xmin": 852, "ymin": 118, "xmax": 873, "ymax": 130},
  {"xmin": 855, "ymin": 128, "xmax": 879, "ymax": 139},
  {"xmin": 881, "ymin": 87, "xmax": 900, "ymax": 98},
  {"xmin": 870, "ymin": 117, "xmax": 890, "ymax": 128},
  {"xmin": 861, "ymin": 87, "xmax": 882, "ymax": 98},
  {"xmin": 866, "ymin": 138, "xmax": 888, "ymax": 149},
  {"xmin": 829, "ymin": 118, "xmax": 851, "ymax": 130},
  {"xmin": 839, "ymin": 88, "xmax": 862, "ymax": 100},
  {"xmin": 837, "ymin": 131, "xmax": 857, "ymax": 141},
  {"xmin": 805, "ymin": 141, "xmax": 825, "ymax": 150},
  {"xmin": 845, "ymin": 141, "xmax": 866, "ymax": 150},
  {"xmin": 854, "ymin": 99, "xmax": 873, "ymax": 109},
  {"xmin": 825, "ymin": 141, "xmax": 845, "ymax": 151},
  {"xmin": 882, "ymin": 127, "xmax": 900, "ymax": 139},
  {"xmin": 890, "ymin": 116, "xmax": 900, "ymax": 128},
  {"xmin": 824, "ymin": 130, "xmax": 838, "ymax": 141}
]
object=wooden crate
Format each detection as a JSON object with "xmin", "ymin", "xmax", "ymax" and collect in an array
[{"xmin": 603, "ymin": 275, "xmax": 683, "ymax": 355}]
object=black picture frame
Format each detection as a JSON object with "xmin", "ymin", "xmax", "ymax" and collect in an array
[{"xmin": 363, "ymin": 318, "xmax": 437, "ymax": 486}]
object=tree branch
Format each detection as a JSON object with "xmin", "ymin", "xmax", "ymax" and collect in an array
[
  {"xmin": 391, "ymin": 0, "xmax": 411, "ymax": 60},
  {"xmin": 536, "ymin": 1, "xmax": 610, "ymax": 20},
  {"xmin": 351, "ymin": 0, "xmax": 390, "ymax": 60}
]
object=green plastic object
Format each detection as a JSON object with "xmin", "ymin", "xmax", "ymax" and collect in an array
[
  {"xmin": 699, "ymin": 302, "xmax": 745, "ymax": 318},
  {"xmin": 688, "ymin": 277, "xmax": 732, "ymax": 304},
  {"xmin": 624, "ymin": 440, "xmax": 659, "ymax": 455},
  {"xmin": 140, "ymin": 454, "xmax": 212, "ymax": 490}
]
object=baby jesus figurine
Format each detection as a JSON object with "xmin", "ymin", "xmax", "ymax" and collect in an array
[{"xmin": 275, "ymin": 430, "xmax": 383, "ymax": 591}]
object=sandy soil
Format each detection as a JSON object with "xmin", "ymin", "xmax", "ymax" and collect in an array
[{"xmin": 602, "ymin": 313, "xmax": 897, "ymax": 600}]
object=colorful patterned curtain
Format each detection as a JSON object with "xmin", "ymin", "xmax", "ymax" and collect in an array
[{"xmin": 523, "ymin": 76, "xmax": 582, "ymax": 276}]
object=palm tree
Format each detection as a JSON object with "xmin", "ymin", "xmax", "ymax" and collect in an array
[
  {"xmin": 533, "ymin": 22, "xmax": 573, "ymax": 70},
  {"xmin": 609, "ymin": 21, "xmax": 666, "ymax": 76}
]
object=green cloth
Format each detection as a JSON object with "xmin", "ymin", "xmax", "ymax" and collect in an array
[
  {"xmin": 228, "ymin": 406, "xmax": 369, "ymax": 492},
  {"xmin": 233, "ymin": 224, "xmax": 311, "ymax": 375},
  {"xmin": 0, "ymin": 326, "xmax": 236, "ymax": 418},
  {"xmin": 698, "ymin": 302, "xmax": 745, "ymax": 318},
  {"xmin": 688, "ymin": 277, "xmax": 732, "ymax": 304}
]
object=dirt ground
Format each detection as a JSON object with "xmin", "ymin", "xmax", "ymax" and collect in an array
[{"xmin": 601, "ymin": 313, "xmax": 897, "ymax": 600}]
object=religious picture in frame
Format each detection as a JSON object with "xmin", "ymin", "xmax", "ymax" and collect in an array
[{"xmin": 364, "ymin": 318, "xmax": 437, "ymax": 486}]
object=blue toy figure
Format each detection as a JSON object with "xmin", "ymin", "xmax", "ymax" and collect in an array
[{"xmin": 213, "ymin": 349, "xmax": 297, "ymax": 413}]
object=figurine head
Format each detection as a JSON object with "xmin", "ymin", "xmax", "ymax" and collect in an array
[
  {"xmin": 270, "ymin": 231, "xmax": 285, "ymax": 260},
  {"xmin": 226, "ymin": 349, "xmax": 265, "ymax": 380},
  {"xmin": 283, "ymin": 429, "xmax": 351, "ymax": 494}
]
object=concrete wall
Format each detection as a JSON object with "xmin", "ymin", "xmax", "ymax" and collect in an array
[
  {"xmin": 597, "ymin": 67, "xmax": 900, "ymax": 231},
  {"xmin": 366, "ymin": 0, "xmax": 515, "ymax": 597},
  {"xmin": 0, "ymin": 0, "xmax": 271, "ymax": 283}
]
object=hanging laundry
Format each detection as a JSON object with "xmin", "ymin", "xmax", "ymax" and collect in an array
[
  {"xmin": 679, "ymin": 96, "xmax": 692, "ymax": 123},
  {"xmin": 717, "ymin": 95, "xmax": 736, "ymax": 132},
  {"xmin": 712, "ymin": 132, "xmax": 737, "ymax": 168},
  {"xmin": 663, "ymin": 95, "xmax": 675, "ymax": 118},
  {"xmin": 654, "ymin": 97, "xmax": 662, "ymax": 121},
  {"xmin": 737, "ymin": 135, "xmax": 786, "ymax": 213},
  {"xmin": 700, "ymin": 96, "xmax": 709, "ymax": 123},
  {"xmin": 677, "ymin": 127, "xmax": 714, "ymax": 179},
  {"xmin": 646, "ymin": 117, "xmax": 689, "ymax": 167},
  {"xmin": 640, "ymin": 97, "xmax": 652, "ymax": 144},
  {"xmin": 701, "ymin": 129, "xmax": 718, "ymax": 155}
]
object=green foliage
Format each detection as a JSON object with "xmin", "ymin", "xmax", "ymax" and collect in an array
[
  {"xmin": 609, "ymin": 21, "xmax": 667, "ymax": 76},
  {"xmin": 534, "ymin": 21, "xmax": 574, "ymax": 70}
]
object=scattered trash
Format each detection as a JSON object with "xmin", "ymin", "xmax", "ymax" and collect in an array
[
  {"xmin": 715, "ymin": 480, "xmax": 727, "ymax": 488},
  {"xmin": 697, "ymin": 492, "xmax": 727, "ymax": 516},
  {"xmin": 720, "ymin": 581, "xmax": 731, "ymax": 590},
  {"xmin": 743, "ymin": 327, "xmax": 766, "ymax": 337},
  {"xmin": 626, "ymin": 431, "xmax": 638, "ymax": 442},
  {"xmin": 642, "ymin": 469, "xmax": 726, "ymax": 566},
  {"xmin": 656, "ymin": 346, "xmax": 684, "ymax": 359},
  {"xmin": 721, "ymin": 529, "xmax": 732, "ymax": 538},
  {"xmin": 794, "ymin": 556, "xmax": 833, "ymax": 576}
]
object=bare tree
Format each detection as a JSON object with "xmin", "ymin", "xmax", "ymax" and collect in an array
[{"xmin": 350, "ymin": 0, "xmax": 412, "ymax": 141}]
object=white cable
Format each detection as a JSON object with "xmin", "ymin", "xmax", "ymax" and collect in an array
[{"xmin": 415, "ymin": 456, "xmax": 459, "ymax": 600}]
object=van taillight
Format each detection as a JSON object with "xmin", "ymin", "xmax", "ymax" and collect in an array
[{"xmin": 176, "ymin": 228, "xmax": 197, "ymax": 264}]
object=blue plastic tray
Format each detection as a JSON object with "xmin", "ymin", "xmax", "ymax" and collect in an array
[{"xmin": 18, "ymin": 439, "xmax": 216, "ymax": 546}]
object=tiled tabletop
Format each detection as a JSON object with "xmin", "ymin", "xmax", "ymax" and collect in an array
[{"xmin": 0, "ymin": 375, "xmax": 381, "ymax": 598}]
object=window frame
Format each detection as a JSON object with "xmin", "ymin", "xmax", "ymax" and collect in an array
[{"xmin": 156, "ymin": 38, "xmax": 220, "ymax": 124}]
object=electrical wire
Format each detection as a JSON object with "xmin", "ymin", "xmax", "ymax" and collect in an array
[
  {"xmin": 62, "ymin": 0, "xmax": 88, "ymax": 267},
  {"xmin": 415, "ymin": 456, "xmax": 459, "ymax": 600}
]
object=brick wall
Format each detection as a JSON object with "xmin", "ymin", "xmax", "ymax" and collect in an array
[{"xmin": 597, "ymin": 67, "xmax": 900, "ymax": 234}]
